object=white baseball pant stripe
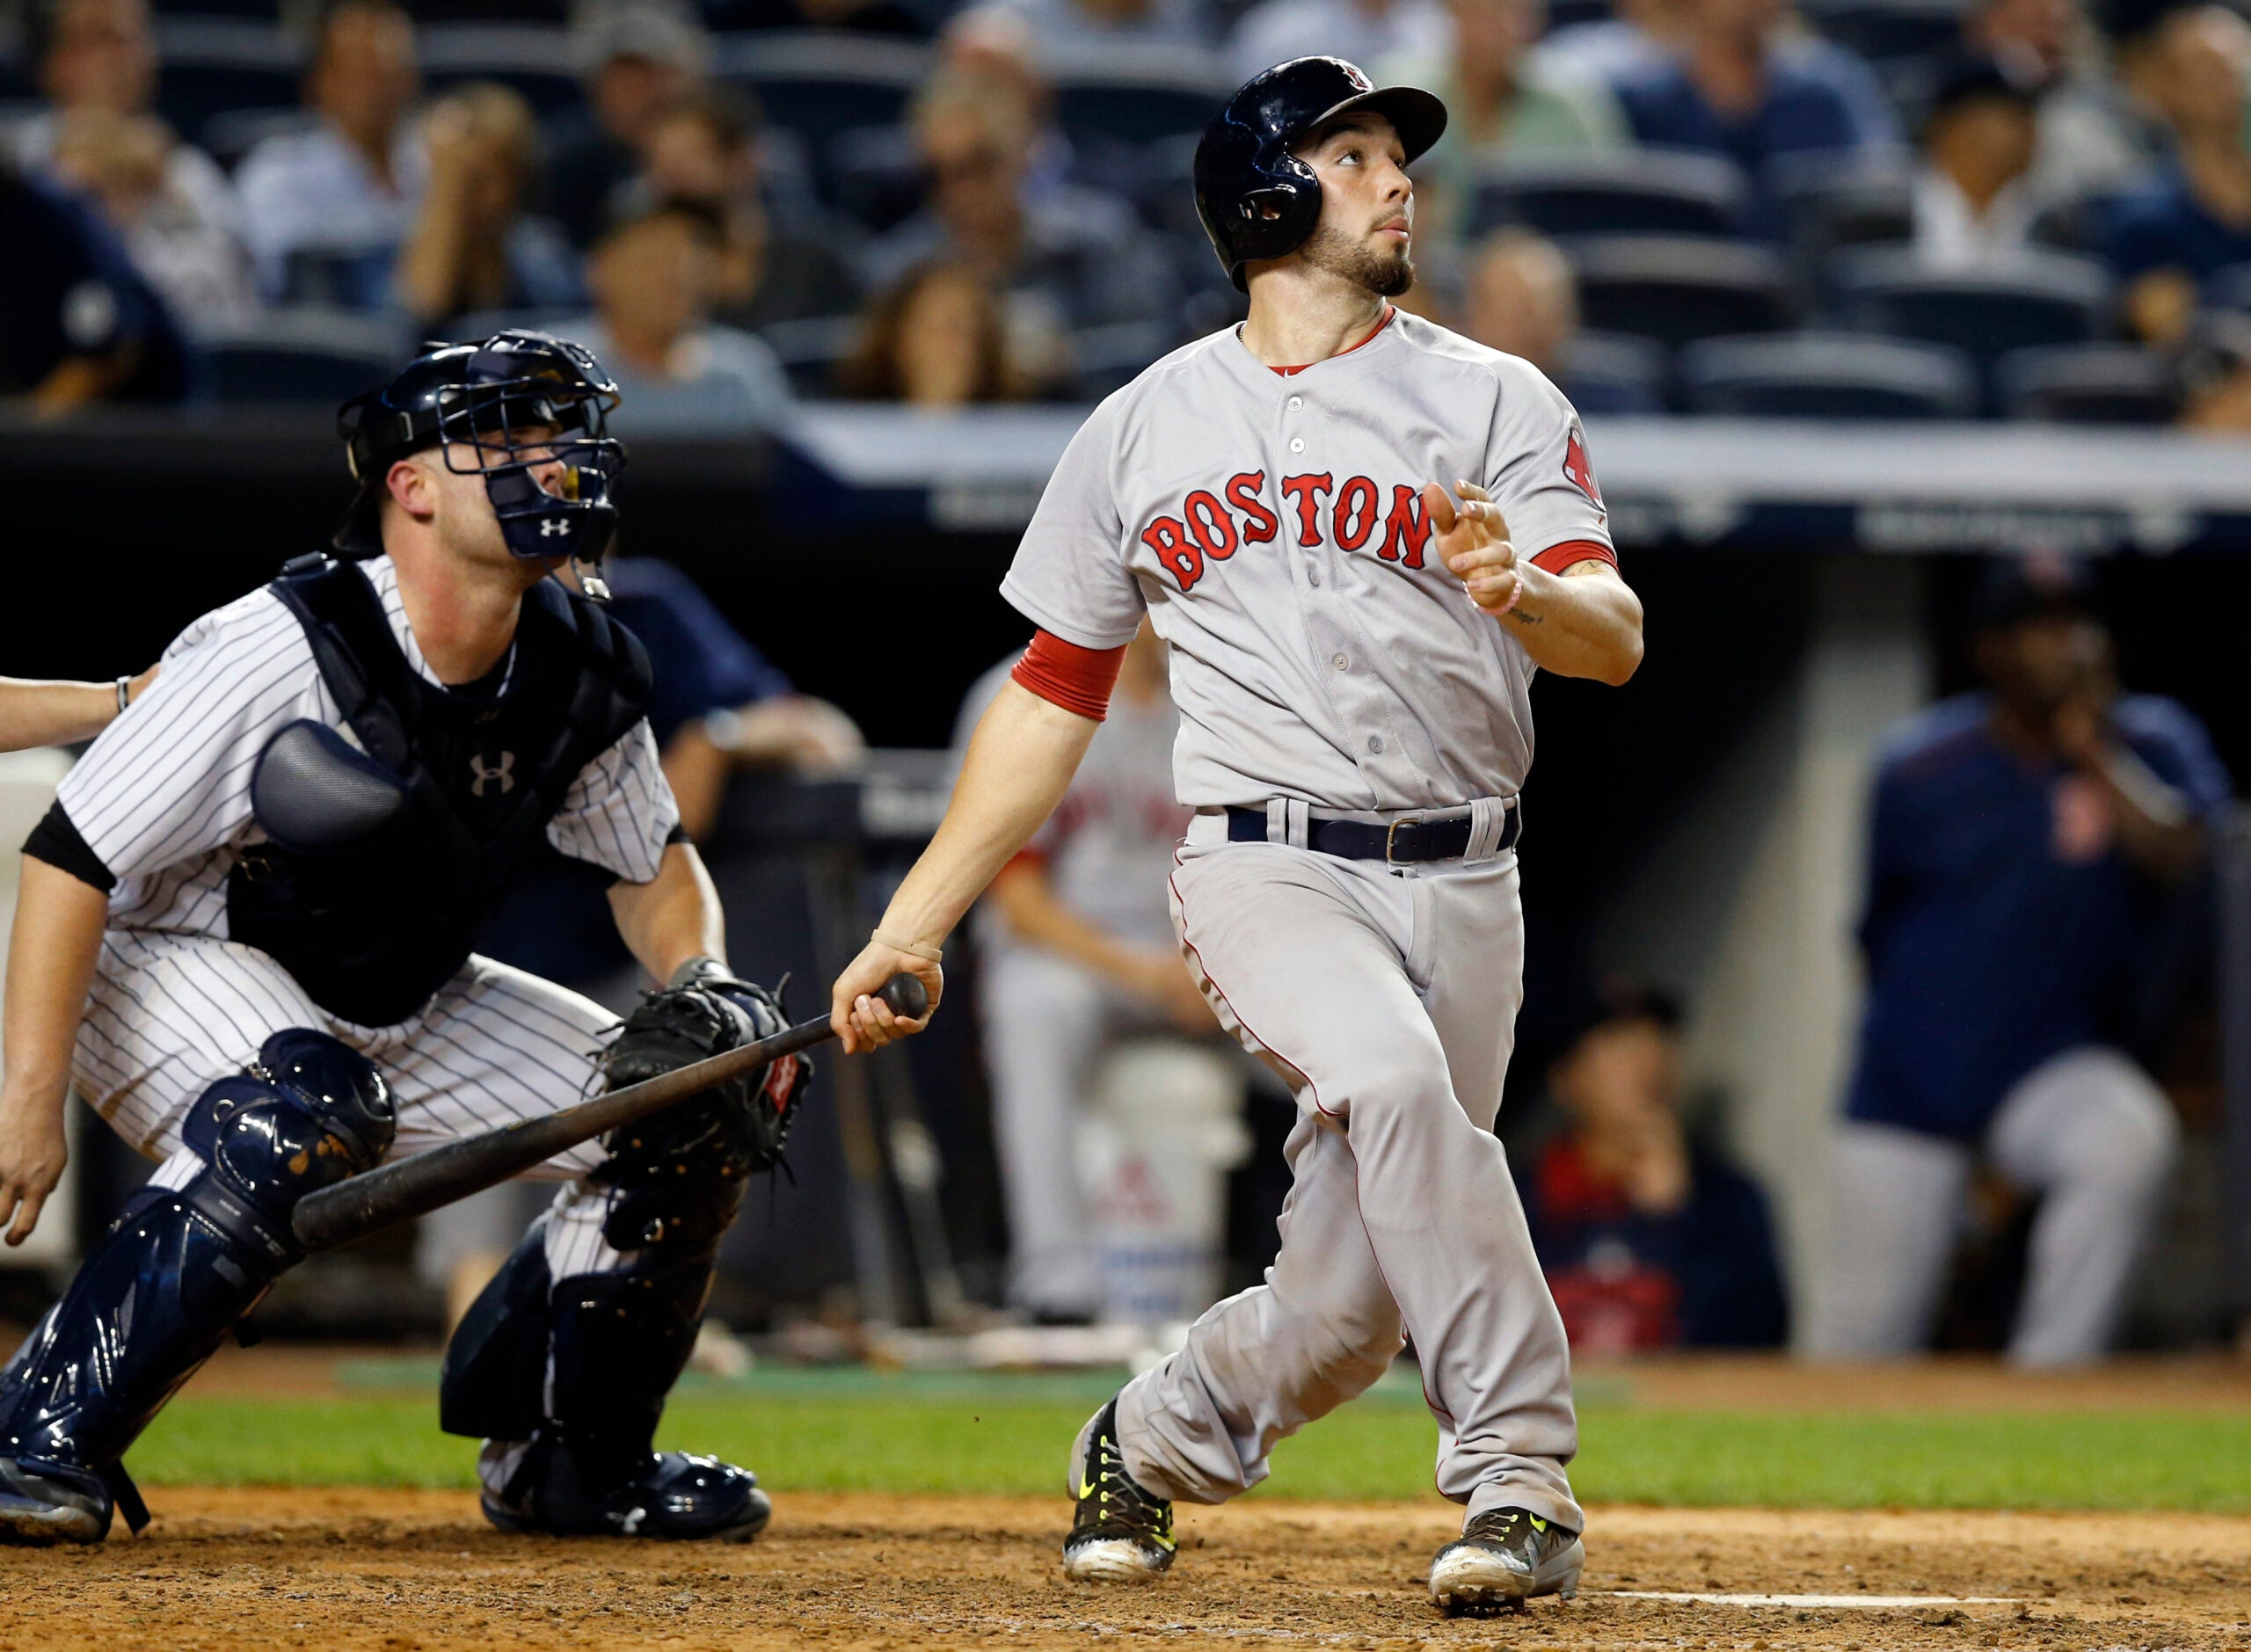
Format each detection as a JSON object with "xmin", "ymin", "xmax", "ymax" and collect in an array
[
  {"xmin": 77, "ymin": 928, "xmax": 632, "ymax": 1282},
  {"xmin": 1112, "ymin": 815, "xmax": 1581, "ymax": 1531},
  {"xmin": 1813, "ymin": 1044, "xmax": 2180, "ymax": 1367}
]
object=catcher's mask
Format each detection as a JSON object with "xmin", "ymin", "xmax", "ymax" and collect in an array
[{"xmin": 334, "ymin": 331, "xmax": 625, "ymax": 582}]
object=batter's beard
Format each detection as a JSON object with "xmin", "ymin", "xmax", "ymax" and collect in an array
[{"xmin": 1298, "ymin": 221, "xmax": 1416, "ymax": 297}]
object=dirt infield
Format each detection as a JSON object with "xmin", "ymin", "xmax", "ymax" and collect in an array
[{"xmin": 3, "ymin": 1489, "xmax": 2245, "ymax": 1651}]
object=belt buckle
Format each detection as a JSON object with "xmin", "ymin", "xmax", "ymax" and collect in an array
[{"xmin": 1384, "ymin": 814, "xmax": 1422, "ymax": 867}]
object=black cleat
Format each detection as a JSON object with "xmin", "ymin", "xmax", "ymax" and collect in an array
[
  {"xmin": 0, "ymin": 1456, "xmax": 112, "ymax": 1546},
  {"xmin": 1428, "ymin": 1507, "xmax": 1584, "ymax": 1614},
  {"xmin": 1061, "ymin": 1398, "xmax": 1175, "ymax": 1582},
  {"xmin": 482, "ymin": 1438, "xmax": 771, "ymax": 1542}
]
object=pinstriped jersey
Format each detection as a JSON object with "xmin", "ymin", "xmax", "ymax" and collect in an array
[
  {"xmin": 57, "ymin": 554, "xmax": 678, "ymax": 942},
  {"xmin": 999, "ymin": 308, "xmax": 1614, "ymax": 813}
]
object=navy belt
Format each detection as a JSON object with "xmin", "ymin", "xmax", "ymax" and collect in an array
[{"xmin": 1225, "ymin": 802, "xmax": 1519, "ymax": 864}]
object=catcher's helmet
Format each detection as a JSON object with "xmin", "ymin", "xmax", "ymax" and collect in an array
[
  {"xmin": 335, "ymin": 330, "xmax": 625, "ymax": 570},
  {"xmin": 1192, "ymin": 56, "xmax": 1447, "ymax": 293}
]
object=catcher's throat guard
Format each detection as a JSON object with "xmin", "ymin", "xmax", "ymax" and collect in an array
[{"xmin": 335, "ymin": 330, "xmax": 626, "ymax": 579}]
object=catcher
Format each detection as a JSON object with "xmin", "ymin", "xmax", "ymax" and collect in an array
[{"xmin": 0, "ymin": 331, "xmax": 807, "ymax": 1546}]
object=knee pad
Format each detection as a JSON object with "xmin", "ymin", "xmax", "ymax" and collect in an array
[{"xmin": 180, "ymin": 1029, "xmax": 394, "ymax": 1265}]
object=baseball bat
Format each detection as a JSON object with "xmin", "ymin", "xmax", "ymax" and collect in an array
[{"xmin": 289, "ymin": 972, "xmax": 929, "ymax": 1254}]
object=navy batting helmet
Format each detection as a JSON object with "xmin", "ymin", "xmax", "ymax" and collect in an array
[
  {"xmin": 1193, "ymin": 56, "xmax": 1447, "ymax": 293},
  {"xmin": 335, "ymin": 330, "xmax": 625, "ymax": 571}
]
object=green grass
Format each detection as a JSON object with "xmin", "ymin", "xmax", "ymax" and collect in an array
[{"xmin": 124, "ymin": 1368, "xmax": 2251, "ymax": 1513}]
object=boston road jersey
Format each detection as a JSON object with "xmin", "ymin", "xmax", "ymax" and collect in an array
[
  {"xmin": 998, "ymin": 309, "xmax": 1616, "ymax": 813},
  {"xmin": 56, "ymin": 554, "xmax": 679, "ymax": 943}
]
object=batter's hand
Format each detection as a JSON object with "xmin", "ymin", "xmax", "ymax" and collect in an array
[
  {"xmin": 1428, "ymin": 480, "xmax": 1520, "ymax": 615},
  {"xmin": 0, "ymin": 1089, "xmax": 68, "ymax": 1246},
  {"xmin": 830, "ymin": 941, "xmax": 941, "ymax": 1053}
]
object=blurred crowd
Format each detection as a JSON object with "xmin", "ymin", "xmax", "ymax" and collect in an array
[{"xmin": 13, "ymin": 0, "xmax": 2251, "ymax": 421}]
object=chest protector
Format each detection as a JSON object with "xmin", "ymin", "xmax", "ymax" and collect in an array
[{"xmin": 227, "ymin": 555, "xmax": 652, "ymax": 1028}]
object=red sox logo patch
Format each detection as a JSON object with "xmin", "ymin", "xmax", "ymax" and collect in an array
[{"xmin": 1563, "ymin": 425, "xmax": 1603, "ymax": 515}]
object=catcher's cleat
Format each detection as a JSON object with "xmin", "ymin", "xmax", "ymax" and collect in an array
[
  {"xmin": 1429, "ymin": 1507, "xmax": 1584, "ymax": 1614},
  {"xmin": 0, "ymin": 1457, "xmax": 113, "ymax": 1546},
  {"xmin": 1062, "ymin": 1398, "xmax": 1175, "ymax": 1582},
  {"xmin": 482, "ymin": 1438, "xmax": 772, "ymax": 1542}
]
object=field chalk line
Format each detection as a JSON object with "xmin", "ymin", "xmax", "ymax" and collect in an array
[{"xmin": 1602, "ymin": 1592, "xmax": 2018, "ymax": 1609}]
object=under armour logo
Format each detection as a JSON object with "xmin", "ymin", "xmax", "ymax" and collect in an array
[
  {"xmin": 469, "ymin": 752, "xmax": 516, "ymax": 797},
  {"xmin": 538, "ymin": 517, "xmax": 569, "ymax": 538}
]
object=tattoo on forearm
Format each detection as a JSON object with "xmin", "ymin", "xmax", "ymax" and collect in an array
[{"xmin": 1505, "ymin": 607, "xmax": 1542, "ymax": 627}]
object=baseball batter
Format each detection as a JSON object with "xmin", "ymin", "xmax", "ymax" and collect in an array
[
  {"xmin": 0, "ymin": 331, "xmax": 805, "ymax": 1546},
  {"xmin": 832, "ymin": 56, "xmax": 1643, "ymax": 1615}
]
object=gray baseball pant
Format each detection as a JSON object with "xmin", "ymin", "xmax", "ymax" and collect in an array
[
  {"xmin": 1112, "ymin": 810, "xmax": 1582, "ymax": 1531},
  {"xmin": 1812, "ymin": 1044, "xmax": 2180, "ymax": 1366}
]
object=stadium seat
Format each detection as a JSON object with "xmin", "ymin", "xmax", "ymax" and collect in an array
[
  {"xmin": 715, "ymin": 33, "xmax": 931, "ymax": 161},
  {"xmin": 439, "ymin": 308, "xmax": 581, "ymax": 346},
  {"xmin": 153, "ymin": 17, "xmax": 299, "ymax": 152},
  {"xmin": 1469, "ymin": 150, "xmax": 1751, "ymax": 240},
  {"xmin": 1799, "ymin": 0, "xmax": 1968, "ymax": 66},
  {"xmin": 1679, "ymin": 331, "xmax": 1978, "ymax": 418},
  {"xmin": 1995, "ymin": 343, "xmax": 2178, "ymax": 424},
  {"xmin": 203, "ymin": 310, "xmax": 410, "ymax": 404},
  {"xmin": 1774, "ymin": 153, "xmax": 1914, "ymax": 295},
  {"xmin": 1048, "ymin": 44, "xmax": 1232, "ymax": 147},
  {"xmin": 1561, "ymin": 236, "xmax": 1794, "ymax": 351},
  {"xmin": 419, "ymin": 23, "xmax": 580, "ymax": 117},
  {"xmin": 761, "ymin": 315, "xmax": 856, "ymax": 397},
  {"xmin": 1560, "ymin": 330, "xmax": 1670, "ymax": 415},
  {"xmin": 827, "ymin": 123, "xmax": 923, "ymax": 236},
  {"xmin": 2202, "ymin": 259, "xmax": 2251, "ymax": 314},
  {"xmin": 1831, "ymin": 247, "xmax": 2113, "ymax": 368}
]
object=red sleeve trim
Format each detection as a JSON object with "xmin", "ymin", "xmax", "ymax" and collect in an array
[
  {"xmin": 1011, "ymin": 629, "xmax": 1127, "ymax": 722},
  {"xmin": 1531, "ymin": 538, "xmax": 1616, "ymax": 574}
]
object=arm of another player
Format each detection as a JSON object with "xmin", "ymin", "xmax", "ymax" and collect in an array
[
  {"xmin": 988, "ymin": 858, "xmax": 1211, "ymax": 1033},
  {"xmin": 1427, "ymin": 481, "xmax": 1643, "ymax": 685},
  {"xmin": 608, "ymin": 839, "xmax": 730, "ymax": 984},
  {"xmin": 0, "ymin": 859, "xmax": 111, "ymax": 1244},
  {"xmin": 0, "ymin": 666, "xmax": 159, "ymax": 752},
  {"xmin": 830, "ymin": 680, "xmax": 1102, "ymax": 1052}
]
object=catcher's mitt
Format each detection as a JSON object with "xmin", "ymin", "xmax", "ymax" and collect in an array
[{"xmin": 591, "ymin": 957, "xmax": 812, "ymax": 1251}]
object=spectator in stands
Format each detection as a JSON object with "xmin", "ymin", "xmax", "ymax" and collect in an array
[
  {"xmin": 1461, "ymin": 227, "xmax": 1662, "ymax": 411},
  {"xmin": 703, "ymin": 0, "xmax": 927, "ymax": 39},
  {"xmin": 1227, "ymin": 0, "xmax": 1451, "ymax": 88},
  {"xmin": 48, "ymin": 108, "xmax": 259, "ymax": 332},
  {"xmin": 2174, "ymin": 309, "xmax": 2251, "ymax": 428},
  {"xmin": 1518, "ymin": 981, "xmax": 1788, "ymax": 1352},
  {"xmin": 951, "ymin": 622, "xmax": 1208, "ymax": 1323},
  {"xmin": 629, "ymin": 87, "xmax": 861, "ymax": 331},
  {"xmin": 390, "ymin": 84, "xmax": 580, "ymax": 331},
  {"xmin": 1380, "ymin": 0, "xmax": 1628, "ymax": 246},
  {"xmin": 1813, "ymin": 557, "xmax": 2227, "ymax": 1366},
  {"xmin": 838, "ymin": 260, "xmax": 1042, "ymax": 404},
  {"xmin": 864, "ymin": 69, "xmax": 1176, "ymax": 357},
  {"xmin": 14, "ymin": 0, "xmax": 249, "ymax": 328},
  {"xmin": 995, "ymin": 0, "xmax": 1212, "ymax": 53},
  {"xmin": 2102, "ymin": 3, "xmax": 2251, "ymax": 344},
  {"xmin": 1912, "ymin": 55, "xmax": 2040, "ymax": 269},
  {"xmin": 1533, "ymin": 0, "xmax": 1691, "ymax": 88},
  {"xmin": 939, "ymin": 6, "xmax": 1075, "ymax": 193},
  {"xmin": 1, "ymin": 156, "xmax": 192, "ymax": 411},
  {"xmin": 235, "ymin": 0, "xmax": 424, "ymax": 306},
  {"xmin": 553, "ymin": 203, "xmax": 793, "ymax": 434},
  {"xmin": 547, "ymin": 0, "xmax": 713, "ymax": 251},
  {"xmin": 1609, "ymin": 0, "xmax": 1901, "ymax": 229}
]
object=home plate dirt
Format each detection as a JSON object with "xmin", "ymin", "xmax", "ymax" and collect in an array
[{"xmin": 2, "ymin": 1492, "xmax": 2246, "ymax": 1651}]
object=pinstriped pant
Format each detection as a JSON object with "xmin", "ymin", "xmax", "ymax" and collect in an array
[{"xmin": 75, "ymin": 927, "xmax": 632, "ymax": 1282}]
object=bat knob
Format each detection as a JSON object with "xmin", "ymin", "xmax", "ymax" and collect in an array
[{"xmin": 879, "ymin": 972, "xmax": 929, "ymax": 1021}]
